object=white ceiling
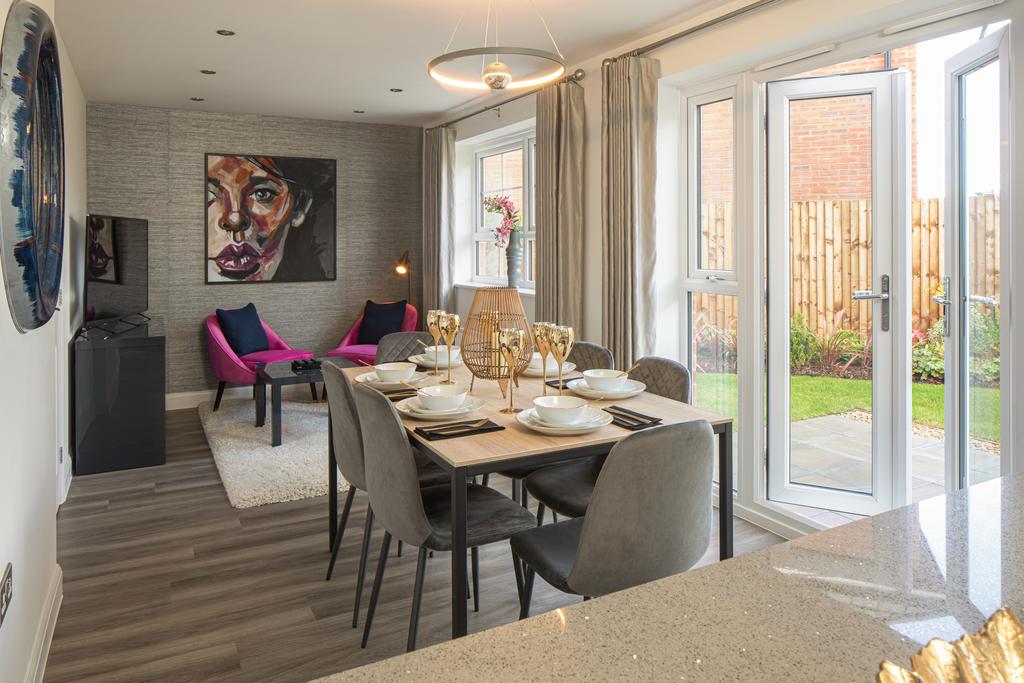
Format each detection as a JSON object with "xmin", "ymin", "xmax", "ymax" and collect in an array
[{"xmin": 55, "ymin": 0, "xmax": 718, "ymax": 126}]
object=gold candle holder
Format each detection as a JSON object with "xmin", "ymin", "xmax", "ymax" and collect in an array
[
  {"xmin": 548, "ymin": 325, "xmax": 575, "ymax": 397},
  {"xmin": 533, "ymin": 322, "xmax": 553, "ymax": 396},
  {"xmin": 426, "ymin": 309, "xmax": 445, "ymax": 376},
  {"xmin": 498, "ymin": 328, "xmax": 525, "ymax": 413},
  {"xmin": 439, "ymin": 313, "xmax": 461, "ymax": 385}
]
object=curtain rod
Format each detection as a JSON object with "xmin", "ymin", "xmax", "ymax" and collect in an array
[
  {"xmin": 603, "ymin": 0, "xmax": 783, "ymax": 65},
  {"xmin": 426, "ymin": 68, "xmax": 585, "ymax": 132}
]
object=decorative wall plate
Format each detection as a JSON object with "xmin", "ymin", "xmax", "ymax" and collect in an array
[{"xmin": 0, "ymin": 0, "xmax": 65, "ymax": 332}]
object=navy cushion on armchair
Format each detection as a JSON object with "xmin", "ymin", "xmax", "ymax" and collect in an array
[
  {"xmin": 216, "ymin": 303, "xmax": 269, "ymax": 356},
  {"xmin": 356, "ymin": 299, "xmax": 408, "ymax": 345}
]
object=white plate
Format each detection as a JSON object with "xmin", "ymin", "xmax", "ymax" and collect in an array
[
  {"xmin": 408, "ymin": 353, "xmax": 464, "ymax": 369},
  {"xmin": 520, "ymin": 361, "xmax": 576, "ymax": 378},
  {"xmin": 354, "ymin": 370, "xmax": 428, "ymax": 390},
  {"xmin": 516, "ymin": 407, "xmax": 613, "ymax": 435},
  {"xmin": 566, "ymin": 378, "xmax": 646, "ymax": 400},
  {"xmin": 395, "ymin": 395, "xmax": 484, "ymax": 420}
]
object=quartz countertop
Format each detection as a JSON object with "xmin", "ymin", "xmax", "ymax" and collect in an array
[{"xmin": 318, "ymin": 476, "xmax": 1021, "ymax": 681}]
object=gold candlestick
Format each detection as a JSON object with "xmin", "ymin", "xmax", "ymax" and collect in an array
[
  {"xmin": 426, "ymin": 309, "xmax": 445, "ymax": 376},
  {"xmin": 533, "ymin": 322, "xmax": 553, "ymax": 396},
  {"xmin": 439, "ymin": 313, "xmax": 461, "ymax": 385},
  {"xmin": 498, "ymin": 328, "xmax": 525, "ymax": 413},
  {"xmin": 548, "ymin": 325, "xmax": 575, "ymax": 397}
]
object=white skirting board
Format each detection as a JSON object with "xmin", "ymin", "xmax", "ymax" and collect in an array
[
  {"xmin": 29, "ymin": 564, "xmax": 62, "ymax": 683},
  {"xmin": 166, "ymin": 382, "xmax": 323, "ymax": 411}
]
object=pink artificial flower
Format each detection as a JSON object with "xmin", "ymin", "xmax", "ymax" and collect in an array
[{"xmin": 483, "ymin": 195, "xmax": 522, "ymax": 248}]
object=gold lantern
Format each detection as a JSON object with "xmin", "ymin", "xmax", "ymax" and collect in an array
[{"xmin": 461, "ymin": 287, "xmax": 534, "ymax": 396}]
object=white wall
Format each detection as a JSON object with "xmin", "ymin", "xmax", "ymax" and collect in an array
[
  {"xmin": 0, "ymin": 0, "xmax": 87, "ymax": 679},
  {"xmin": 440, "ymin": 0, "xmax": 980, "ymax": 344}
]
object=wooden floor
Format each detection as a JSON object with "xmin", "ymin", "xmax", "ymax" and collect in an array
[{"xmin": 47, "ymin": 409, "xmax": 783, "ymax": 682}]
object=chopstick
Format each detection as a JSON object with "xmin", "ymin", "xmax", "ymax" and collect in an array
[{"xmin": 422, "ymin": 418, "xmax": 488, "ymax": 435}]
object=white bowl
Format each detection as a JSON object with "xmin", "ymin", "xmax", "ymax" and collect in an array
[
  {"xmin": 374, "ymin": 362, "xmax": 417, "ymax": 383},
  {"xmin": 417, "ymin": 384, "xmax": 468, "ymax": 411},
  {"xmin": 424, "ymin": 345, "xmax": 461, "ymax": 363},
  {"xmin": 528, "ymin": 352, "xmax": 559, "ymax": 371},
  {"xmin": 533, "ymin": 395, "xmax": 587, "ymax": 426},
  {"xmin": 583, "ymin": 369, "xmax": 628, "ymax": 392}
]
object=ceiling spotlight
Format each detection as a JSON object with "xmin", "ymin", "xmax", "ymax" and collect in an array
[
  {"xmin": 215, "ymin": 29, "xmax": 235, "ymax": 36},
  {"xmin": 352, "ymin": 110, "xmax": 365, "ymax": 114},
  {"xmin": 389, "ymin": 88, "xmax": 403, "ymax": 93},
  {"xmin": 200, "ymin": 69, "xmax": 217, "ymax": 75},
  {"xmin": 190, "ymin": 97, "xmax": 205, "ymax": 102}
]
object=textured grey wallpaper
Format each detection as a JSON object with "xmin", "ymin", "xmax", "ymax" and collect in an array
[{"xmin": 87, "ymin": 104, "xmax": 423, "ymax": 393}]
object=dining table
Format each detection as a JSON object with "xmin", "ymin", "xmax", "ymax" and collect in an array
[{"xmin": 332, "ymin": 362, "xmax": 734, "ymax": 641}]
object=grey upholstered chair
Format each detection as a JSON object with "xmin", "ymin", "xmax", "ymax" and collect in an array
[
  {"xmin": 322, "ymin": 361, "xmax": 446, "ymax": 628},
  {"xmin": 489, "ymin": 340, "xmax": 615, "ymax": 511},
  {"xmin": 567, "ymin": 340, "xmax": 614, "ymax": 371},
  {"xmin": 375, "ymin": 331, "xmax": 433, "ymax": 364},
  {"xmin": 512, "ymin": 420, "xmax": 714, "ymax": 615},
  {"xmin": 353, "ymin": 383, "xmax": 536, "ymax": 652},
  {"xmin": 525, "ymin": 355, "xmax": 693, "ymax": 522}
]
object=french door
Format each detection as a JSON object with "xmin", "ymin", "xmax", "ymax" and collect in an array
[
  {"xmin": 766, "ymin": 71, "xmax": 911, "ymax": 515},
  {"xmin": 942, "ymin": 28, "xmax": 1010, "ymax": 490}
]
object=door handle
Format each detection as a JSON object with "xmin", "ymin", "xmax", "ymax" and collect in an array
[
  {"xmin": 967, "ymin": 294, "xmax": 998, "ymax": 307},
  {"xmin": 852, "ymin": 274, "xmax": 890, "ymax": 331},
  {"xmin": 932, "ymin": 276, "xmax": 951, "ymax": 337}
]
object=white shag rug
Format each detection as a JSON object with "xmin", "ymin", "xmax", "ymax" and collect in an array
[{"xmin": 198, "ymin": 397, "xmax": 348, "ymax": 508}]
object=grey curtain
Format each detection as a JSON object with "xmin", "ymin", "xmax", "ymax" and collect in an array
[
  {"xmin": 422, "ymin": 126, "xmax": 456, "ymax": 313},
  {"xmin": 601, "ymin": 55, "xmax": 660, "ymax": 369},
  {"xmin": 535, "ymin": 81, "xmax": 585, "ymax": 329}
]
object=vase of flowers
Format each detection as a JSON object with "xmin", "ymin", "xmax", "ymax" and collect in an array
[{"xmin": 483, "ymin": 195, "xmax": 523, "ymax": 289}]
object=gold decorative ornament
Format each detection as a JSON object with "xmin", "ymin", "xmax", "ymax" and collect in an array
[
  {"xmin": 438, "ymin": 313, "xmax": 461, "ymax": 385},
  {"xmin": 497, "ymin": 328, "xmax": 526, "ymax": 413},
  {"xmin": 547, "ymin": 325, "xmax": 575, "ymax": 396},
  {"xmin": 426, "ymin": 309, "xmax": 445, "ymax": 376},
  {"xmin": 460, "ymin": 287, "xmax": 533, "ymax": 396},
  {"xmin": 877, "ymin": 606, "xmax": 1024, "ymax": 683}
]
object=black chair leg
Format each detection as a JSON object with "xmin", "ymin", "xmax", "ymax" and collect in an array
[
  {"xmin": 352, "ymin": 507, "xmax": 374, "ymax": 628},
  {"xmin": 511, "ymin": 545, "xmax": 524, "ymax": 597},
  {"xmin": 521, "ymin": 480, "xmax": 529, "ymax": 509},
  {"xmin": 407, "ymin": 546, "xmax": 428, "ymax": 652},
  {"xmin": 214, "ymin": 382, "xmax": 226, "ymax": 411},
  {"xmin": 552, "ymin": 512, "xmax": 558, "ymax": 523},
  {"xmin": 360, "ymin": 531, "xmax": 392, "ymax": 648},
  {"xmin": 536, "ymin": 502, "xmax": 546, "ymax": 526},
  {"xmin": 397, "ymin": 540, "xmax": 404, "ymax": 557},
  {"xmin": 325, "ymin": 487, "xmax": 357, "ymax": 580},
  {"xmin": 519, "ymin": 566, "xmax": 535, "ymax": 620},
  {"xmin": 471, "ymin": 546, "xmax": 480, "ymax": 613},
  {"xmin": 321, "ymin": 384, "xmax": 327, "ymax": 400},
  {"xmin": 511, "ymin": 479, "xmax": 520, "ymax": 504},
  {"xmin": 309, "ymin": 382, "xmax": 318, "ymax": 400},
  {"xmin": 583, "ymin": 595, "xmax": 591, "ymax": 601},
  {"xmin": 482, "ymin": 473, "xmax": 490, "ymax": 487}
]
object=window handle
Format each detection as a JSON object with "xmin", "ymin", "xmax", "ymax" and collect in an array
[{"xmin": 706, "ymin": 274, "xmax": 725, "ymax": 283}]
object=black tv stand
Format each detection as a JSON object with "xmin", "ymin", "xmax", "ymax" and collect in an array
[{"xmin": 72, "ymin": 318, "xmax": 166, "ymax": 475}]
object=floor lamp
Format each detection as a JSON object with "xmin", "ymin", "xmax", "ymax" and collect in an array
[{"xmin": 395, "ymin": 250, "xmax": 411, "ymax": 302}]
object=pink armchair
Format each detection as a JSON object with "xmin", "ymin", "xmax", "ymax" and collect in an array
[
  {"xmin": 205, "ymin": 314, "xmax": 314, "ymax": 410},
  {"xmin": 328, "ymin": 303, "xmax": 418, "ymax": 366}
]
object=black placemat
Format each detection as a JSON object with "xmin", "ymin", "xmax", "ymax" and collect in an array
[
  {"xmin": 414, "ymin": 419, "xmax": 505, "ymax": 441},
  {"xmin": 604, "ymin": 405, "xmax": 663, "ymax": 431},
  {"xmin": 381, "ymin": 388, "xmax": 418, "ymax": 402}
]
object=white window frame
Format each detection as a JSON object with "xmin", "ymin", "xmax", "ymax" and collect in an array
[
  {"xmin": 685, "ymin": 84, "xmax": 740, "ymax": 285},
  {"xmin": 471, "ymin": 131, "xmax": 537, "ymax": 288}
]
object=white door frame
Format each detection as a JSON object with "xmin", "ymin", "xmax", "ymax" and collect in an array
[
  {"xmin": 943, "ymin": 27, "xmax": 1012, "ymax": 490},
  {"xmin": 766, "ymin": 71, "xmax": 912, "ymax": 515}
]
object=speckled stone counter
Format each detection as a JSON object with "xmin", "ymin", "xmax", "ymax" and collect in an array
[{"xmin": 317, "ymin": 475, "xmax": 1022, "ymax": 681}]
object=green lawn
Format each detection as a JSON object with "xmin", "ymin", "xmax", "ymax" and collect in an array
[{"xmin": 691, "ymin": 372, "xmax": 1000, "ymax": 442}]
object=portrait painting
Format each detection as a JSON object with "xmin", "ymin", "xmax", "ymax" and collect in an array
[
  {"xmin": 87, "ymin": 215, "xmax": 119, "ymax": 283},
  {"xmin": 205, "ymin": 154, "xmax": 336, "ymax": 283}
]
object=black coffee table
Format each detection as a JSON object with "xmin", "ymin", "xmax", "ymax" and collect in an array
[{"xmin": 255, "ymin": 357, "xmax": 343, "ymax": 447}]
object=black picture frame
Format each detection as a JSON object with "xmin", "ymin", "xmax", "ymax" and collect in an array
[{"xmin": 204, "ymin": 152, "xmax": 337, "ymax": 285}]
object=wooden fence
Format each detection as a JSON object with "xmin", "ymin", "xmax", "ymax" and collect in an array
[{"xmin": 694, "ymin": 196, "xmax": 1000, "ymax": 339}]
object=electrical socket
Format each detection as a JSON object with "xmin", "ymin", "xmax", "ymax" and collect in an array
[{"xmin": 0, "ymin": 563, "xmax": 11, "ymax": 629}]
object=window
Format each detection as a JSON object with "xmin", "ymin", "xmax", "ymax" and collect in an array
[
  {"xmin": 688, "ymin": 88, "xmax": 737, "ymax": 280},
  {"xmin": 473, "ymin": 132, "xmax": 536, "ymax": 287}
]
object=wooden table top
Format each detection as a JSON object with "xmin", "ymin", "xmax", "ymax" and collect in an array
[{"xmin": 342, "ymin": 364, "xmax": 731, "ymax": 470}]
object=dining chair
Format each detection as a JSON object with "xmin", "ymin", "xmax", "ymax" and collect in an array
[
  {"xmin": 524, "ymin": 355, "xmax": 693, "ymax": 523},
  {"xmin": 375, "ymin": 331, "xmax": 433, "ymax": 364},
  {"xmin": 511, "ymin": 420, "xmax": 714, "ymax": 617},
  {"xmin": 352, "ymin": 383, "xmax": 536, "ymax": 652},
  {"xmin": 321, "ymin": 361, "xmax": 447, "ymax": 629},
  {"xmin": 488, "ymin": 340, "xmax": 615, "ymax": 513}
]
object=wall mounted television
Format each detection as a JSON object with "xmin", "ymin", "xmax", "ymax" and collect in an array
[{"xmin": 84, "ymin": 214, "xmax": 149, "ymax": 330}]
